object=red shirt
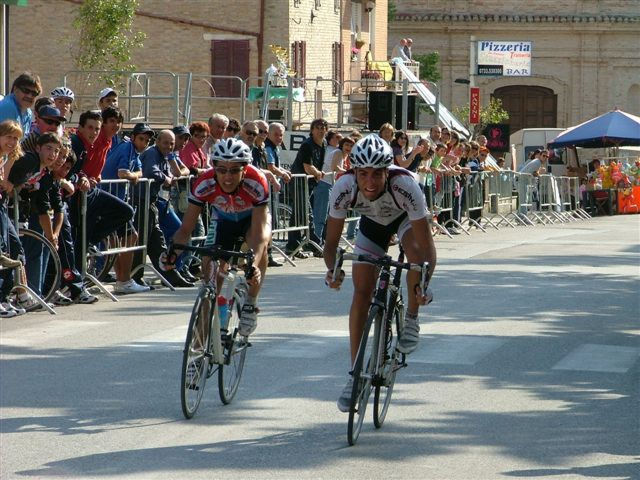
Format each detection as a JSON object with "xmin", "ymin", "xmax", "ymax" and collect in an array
[
  {"xmin": 189, "ymin": 164, "xmax": 269, "ymax": 221},
  {"xmin": 179, "ymin": 141, "xmax": 208, "ymax": 170},
  {"xmin": 82, "ymin": 129, "xmax": 112, "ymax": 178}
]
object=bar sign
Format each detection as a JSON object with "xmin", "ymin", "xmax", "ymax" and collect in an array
[
  {"xmin": 469, "ymin": 87, "xmax": 480, "ymax": 125},
  {"xmin": 478, "ymin": 64, "xmax": 503, "ymax": 76}
]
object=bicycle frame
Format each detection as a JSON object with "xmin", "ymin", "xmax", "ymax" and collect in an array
[{"xmin": 205, "ymin": 262, "xmax": 247, "ymax": 367}]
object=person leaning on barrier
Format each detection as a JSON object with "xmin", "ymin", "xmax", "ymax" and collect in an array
[
  {"xmin": 50, "ymin": 147, "xmax": 98, "ymax": 304},
  {"xmin": 323, "ymin": 134, "xmax": 437, "ymax": 412},
  {"xmin": 8, "ymin": 132, "xmax": 64, "ymax": 307},
  {"xmin": 313, "ymin": 129, "xmax": 343, "ymax": 245},
  {"xmin": 264, "ymin": 122, "xmax": 291, "ymax": 184},
  {"xmin": 223, "ymin": 118, "xmax": 240, "ymax": 139},
  {"xmin": 97, "ymin": 88, "xmax": 123, "ymax": 152},
  {"xmin": 0, "ymin": 120, "xmax": 31, "ymax": 316},
  {"xmin": 164, "ymin": 138, "xmax": 271, "ymax": 336},
  {"xmin": 0, "ymin": 72, "xmax": 42, "ymax": 137},
  {"xmin": 239, "ymin": 120, "xmax": 280, "ymax": 193},
  {"xmin": 263, "ymin": 122, "xmax": 291, "ymax": 267},
  {"xmin": 20, "ymin": 105, "xmax": 66, "ymax": 155},
  {"xmin": 378, "ymin": 123, "xmax": 394, "ymax": 144},
  {"xmin": 203, "ymin": 113, "xmax": 228, "ymax": 157},
  {"xmin": 132, "ymin": 130, "xmax": 193, "ymax": 289},
  {"xmin": 50, "ymin": 87, "xmax": 74, "ymax": 123},
  {"xmin": 68, "ymin": 110, "xmax": 146, "ymax": 295},
  {"xmin": 102, "ymin": 122, "xmax": 153, "ymax": 200},
  {"xmin": 180, "ymin": 121, "xmax": 210, "ymax": 176},
  {"xmin": 285, "ymin": 118, "xmax": 327, "ymax": 258}
]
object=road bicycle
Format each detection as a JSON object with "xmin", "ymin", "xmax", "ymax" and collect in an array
[
  {"xmin": 333, "ymin": 247, "xmax": 430, "ymax": 445},
  {"xmin": 175, "ymin": 242, "xmax": 255, "ymax": 419}
]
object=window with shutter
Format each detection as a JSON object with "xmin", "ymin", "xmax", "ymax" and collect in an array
[
  {"xmin": 291, "ymin": 40, "xmax": 307, "ymax": 88},
  {"xmin": 211, "ymin": 40, "xmax": 250, "ymax": 98},
  {"xmin": 332, "ymin": 42, "xmax": 343, "ymax": 95}
]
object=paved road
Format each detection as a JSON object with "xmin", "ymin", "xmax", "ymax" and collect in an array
[{"xmin": 1, "ymin": 215, "xmax": 639, "ymax": 480}]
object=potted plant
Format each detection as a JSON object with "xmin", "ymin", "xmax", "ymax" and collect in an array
[{"xmin": 360, "ymin": 69, "xmax": 382, "ymax": 89}]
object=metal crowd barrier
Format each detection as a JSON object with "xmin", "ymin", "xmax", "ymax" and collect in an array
[
  {"xmin": 485, "ymin": 171, "xmax": 519, "ymax": 228},
  {"xmin": 432, "ymin": 173, "xmax": 458, "ymax": 237},
  {"xmin": 269, "ymin": 173, "xmax": 317, "ymax": 265},
  {"xmin": 461, "ymin": 172, "xmax": 490, "ymax": 232}
]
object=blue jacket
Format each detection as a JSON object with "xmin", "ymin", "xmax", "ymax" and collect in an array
[{"xmin": 0, "ymin": 93, "xmax": 33, "ymax": 136}]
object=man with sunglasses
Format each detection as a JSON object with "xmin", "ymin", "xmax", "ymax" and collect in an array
[
  {"xmin": 20, "ymin": 105, "xmax": 66, "ymax": 154},
  {"xmin": 164, "ymin": 138, "xmax": 271, "ymax": 337},
  {"xmin": 0, "ymin": 72, "xmax": 42, "ymax": 137}
]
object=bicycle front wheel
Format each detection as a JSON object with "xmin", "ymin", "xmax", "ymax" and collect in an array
[
  {"xmin": 218, "ymin": 282, "xmax": 249, "ymax": 405},
  {"xmin": 347, "ymin": 304, "xmax": 380, "ymax": 446},
  {"xmin": 181, "ymin": 286, "xmax": 213, "ymax": 419},
  {"xmin": 373, "ymin": 298, "xmax": 403, "ymax": 428}
]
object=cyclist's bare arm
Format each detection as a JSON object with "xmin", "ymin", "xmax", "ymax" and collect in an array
[
  {"xmin": 404, "ymin": 216, "xmax": 436, "ymax": 306},
  {"xmin": 172, "ymin": 202, "xmax": 203, "ymax": 251},
  {"xmin": 244, "ymin": 204, "xmax": 270, "ymax": 289},
  {"xmin": 323, "ymin": 215, "xmax": 346, "ymax": 288}
]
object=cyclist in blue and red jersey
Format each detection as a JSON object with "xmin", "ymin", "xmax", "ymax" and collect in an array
[{"xmin": 166, "ymin": 138, "xmax": 271, "ymax": 337}]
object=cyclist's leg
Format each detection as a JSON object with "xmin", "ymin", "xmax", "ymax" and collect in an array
[
  {"xmin": 397, "ymin": 216, "xmax": 434, "ymax": 353},
  {"xmin": 349, "ymin": 215, "xmax": 397, "ymax": 364},
  {"xmin": 349, "ymin": 262, "xmax": 377, "ymax": 364}
]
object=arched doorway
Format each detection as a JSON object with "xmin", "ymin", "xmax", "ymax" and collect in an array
[{"xmin": 493, "ymin": 86, "xmax": 557, "ymax": 133}]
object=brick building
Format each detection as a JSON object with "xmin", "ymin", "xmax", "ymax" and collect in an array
[
  {"xmin": 389, "ymin": 0, "xmax": 640, "ymax": 131},
  {"xmin": 4, "ymin": 0, "xmax": 388, "ymax": 126}
]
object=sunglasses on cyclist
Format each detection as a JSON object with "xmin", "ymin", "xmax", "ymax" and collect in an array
[
  {"xmin": 258, "ymin": 129, "xmax": 268, "ymax": 135},
  {"xmin": 226, "ymin": 126, "xmax": 240, "ymax": 133},
  {"xmin": 215, "ymin": 166, "xmax": 245, "ymax": 175},
  {"xmin": 244, "ymin": 130, "xmax": 258, "ymax": 137}
]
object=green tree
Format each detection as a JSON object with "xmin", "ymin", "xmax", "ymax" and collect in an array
[
  {"xmin": 453, "ymin": 96, "xmax": 509, "ymax": 137},
  {"xmin": 413, "ymin": 52, "xmax": 441, "ymax": 84},
  {"xmin": 388, "ymin": 0, "xmax": 396, "ymax": 22},
  {"xmin": 72, "ymin": 0, "xmax": 146, "ymax": 88}
]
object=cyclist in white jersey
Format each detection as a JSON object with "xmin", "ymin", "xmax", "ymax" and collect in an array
[{"xmin": 323, "ymin": 134, "xmax": 437, "ymax": 412}]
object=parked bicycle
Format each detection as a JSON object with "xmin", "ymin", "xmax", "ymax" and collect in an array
[
  {"xmin": 333, "ymin": 247, "xmax": 431, "ymax": 445},
  {"xmin": 175, "ymin": 241, "xmax": 255, "ymax": 419}
]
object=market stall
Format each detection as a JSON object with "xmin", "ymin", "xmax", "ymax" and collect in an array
[{"xmin": 549, "ymin": 109, "xmax": 640, "ymax": 215}]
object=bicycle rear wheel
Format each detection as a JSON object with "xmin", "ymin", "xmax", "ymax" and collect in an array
[
  {"xmin": 19, "ymin": 228, "xmax": 61, "ymax": 302},
  {"xmin": 218, "ymin": 282, "xmax": 249, "ymax": 404},
  {"xmin": 347, "ymin": 304, "xmax": 380, "ymax": 446},
  {"xmin": 181, "ymin": 286, "xmax": 213, "ymax": 419},
  {"xmin": 373, "ymin": 298, "xmax": 403, "ymax": 428},
  {"xmin": 86, "ymin": 233, "xmax": 119, "ymax": 282}
]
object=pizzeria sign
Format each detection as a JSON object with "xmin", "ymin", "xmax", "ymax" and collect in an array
[{"xmin": 477, "ymin": 41, "xmax": 532, "ymax": 76}]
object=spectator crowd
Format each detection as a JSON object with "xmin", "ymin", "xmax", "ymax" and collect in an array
[{"xmin": 0, "ymin": 70, "xmax": 503, "ymax": 317}]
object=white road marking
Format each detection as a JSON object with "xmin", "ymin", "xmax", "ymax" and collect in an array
[
  {"xmin": 410, "ymin": 336, "xmax": 506, "ymax": 365},
  {"xmin": 262, "ymin": 330, "xmax": 348, "ymax": 358},
  {"xmin": 552, "ymin": 344, "xmax": 640, "ymax": 373}
]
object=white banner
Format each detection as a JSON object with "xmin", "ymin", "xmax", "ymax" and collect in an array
[{"xmin": 477, "ymin": 41, "xmax": 532, "ymax": 76}]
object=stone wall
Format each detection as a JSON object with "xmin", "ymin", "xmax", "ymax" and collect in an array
[{"xmin": 389, "ymin": 0, "xmax": 640, "ymax": 127}]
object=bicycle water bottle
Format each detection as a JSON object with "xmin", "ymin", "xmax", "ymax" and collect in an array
[{"xmin": 217, "ymin": 296, "xmax": 229, "ymax": 330}]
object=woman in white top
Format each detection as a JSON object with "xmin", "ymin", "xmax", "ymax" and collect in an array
[{"xmin": 313, "ymin": 130, "xmax": 343, "ymax": 243}]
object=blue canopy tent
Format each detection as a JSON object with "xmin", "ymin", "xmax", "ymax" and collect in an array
[{"xmin": 548, "ymin": 109, "xmax": 640, "ymax": 149}]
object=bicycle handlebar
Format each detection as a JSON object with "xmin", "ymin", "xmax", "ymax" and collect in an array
[
  {"xmin": 173, "ymin": 243, "xmax": 256, "ymax": 278},
  {"xmin": 332, "ymin": 247, "xmax": 432, "ymax": 297}
]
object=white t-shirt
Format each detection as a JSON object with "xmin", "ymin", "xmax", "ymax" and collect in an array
[
  {"xmin": 519, "ymin": 158, "xmax": 542, "ymax": 174},
  {"xmin": 329, "ymin": 165, "xmax": 430, "ymax": 226},
  {"xmin": 320, "ymin": 145, "xmax": 339, "ymax": 185}
]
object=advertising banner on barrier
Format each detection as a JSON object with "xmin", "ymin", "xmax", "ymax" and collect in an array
[{"xmin": 477, "ymin": 41, "xmax": 532, "ymax": 76}]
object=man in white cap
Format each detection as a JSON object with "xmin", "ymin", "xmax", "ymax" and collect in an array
[{"xmin": 98, "ymin": 88, "xmax": 122, "ymax": 151}]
